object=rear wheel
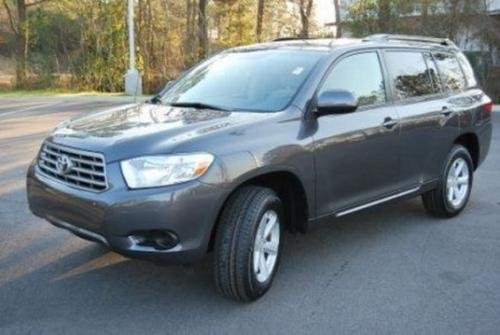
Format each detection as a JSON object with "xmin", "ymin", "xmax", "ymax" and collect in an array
[
  {"xmin": 213, "ymin": 186, "xmax": 283, "ymax": 302},
  {"xmin": 422, "ymin": 145, "xmax": 473, "ymax": 217}
]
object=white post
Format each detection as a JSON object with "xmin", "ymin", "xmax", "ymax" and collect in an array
[
  {"xmin": 127, "ymin": 0, "xmax": 135, "ymax": 70},
  {"xmin": 124, "ymin": 0, "xmax": 141, "ymax": 96}
]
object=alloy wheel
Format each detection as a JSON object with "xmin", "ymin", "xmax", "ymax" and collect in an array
[
  {"xmin": 446, "ymin": 157, "xmax": 470, "ymax": 209},
  {"xmin": 253, "ymin": 209, "xmax": 280, "ymax": 283}
]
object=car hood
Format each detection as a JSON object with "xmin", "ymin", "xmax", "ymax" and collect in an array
[{"xmin": 49, "ymin": 103, "xmax": 272, "ymax": 162}]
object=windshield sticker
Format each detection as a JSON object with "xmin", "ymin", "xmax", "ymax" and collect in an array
[{"xmin": 292, "ymin": 67, "xmax": 304, "ymax": 75}]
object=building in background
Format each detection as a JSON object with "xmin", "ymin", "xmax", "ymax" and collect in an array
[
  {"xmin": 325, "ymin": 0, "xmax": 499, "ymax": 62},
  {"xmin": 323, "ymin": 0, "xmax": 499, "ymax": 100}
]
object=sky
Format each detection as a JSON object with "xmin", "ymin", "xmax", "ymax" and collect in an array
[
  {"xmin": 313, "ymin": 0, "xmax": 500, "ymax": 26},
  {"xmin": 314, "ymin": 0, "xmax": 336, "ymax": 26}
]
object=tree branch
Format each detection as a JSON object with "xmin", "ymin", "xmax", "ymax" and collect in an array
[{"xmin": 2, "ymin": 0, "xmax": 18, "ymax": 35}]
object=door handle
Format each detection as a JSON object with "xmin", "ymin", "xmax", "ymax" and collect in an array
[
  {"xmin": 441, "ymin": 106, "xmax": 453, "ymax": 117},
  {"xmin": 382, "ymin": 117, "xmax": 398, "ymax": 129}
]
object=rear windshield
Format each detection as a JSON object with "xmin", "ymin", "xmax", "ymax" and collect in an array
[{"xmin": 160, "ymin": 49, "xmax": 325, "ymax": 112}]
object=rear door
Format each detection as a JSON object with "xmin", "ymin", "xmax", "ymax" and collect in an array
[
  {"xmin": 313, "ymin": 50, "xmax": 401, "ymax": 216},
  {"xmin": 383, "ymin": 49, "xmax": 460, "ymax": 189}
]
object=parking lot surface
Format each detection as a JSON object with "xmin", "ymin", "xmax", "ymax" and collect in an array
[{"xmin": 1, "ymin": 97, "xmax": 499, "ymax": 334}]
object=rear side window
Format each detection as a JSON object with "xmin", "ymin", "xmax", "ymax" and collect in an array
[
  {"xmin": 433, "ymin": 53, "xmax": 466, "ymax": 92},
  {"xmin": 385, "ymin": 51, "xmax": 437, "ymax": 100},
  {"xmin": 320, "ymin": 52, "xmax": 386, "ymax": 106},
  {"xmin": 456, "ymin": 52, "xmax": 478, "ymax": 88}
]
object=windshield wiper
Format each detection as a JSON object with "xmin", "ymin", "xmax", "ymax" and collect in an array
[
  {"xmin": 148, "ymin": 95, "xmax": 162, "ymax": 104},
  {"xmin": 168, "ymin": 102, "xmax": 230, "ymax": 111}
]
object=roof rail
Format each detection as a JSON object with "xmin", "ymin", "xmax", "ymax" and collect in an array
[
  {"xmin": 363, "ymin": 34, "xmax": 457, "ymax": 48},
  {"xmin": 273, "ymin": 37, "xmax": 314, "ymax": 42}
]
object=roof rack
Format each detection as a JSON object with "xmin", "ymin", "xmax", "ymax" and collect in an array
[
  {"xmin": 273, "ymin": 37, "xmax": 314, "ymax": 42},
  {"xmin": 363, "ymin": 34, "xmax": 457, "ymax": 48}
]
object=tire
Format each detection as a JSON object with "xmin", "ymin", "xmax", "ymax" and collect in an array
[
  {"xmin": 422, "ymin": 145, "xmax": 473, "ymax": 218},
  {"xmin": 213, "ymin": 186, "xmax": 284, "ymax": 302}
]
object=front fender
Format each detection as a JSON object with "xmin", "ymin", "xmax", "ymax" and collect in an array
[{"xmin": 200, "ymin": 150, "xmax": 315, "ymax": 222}]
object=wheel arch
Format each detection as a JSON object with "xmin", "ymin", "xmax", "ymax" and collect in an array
[
  {"xmin": 454, "ymin": 133, "xmax": 480, "ymax": 170},
  {"xmin": 207, "ymin": 168, "xmax": 310, "ymax": 252}
]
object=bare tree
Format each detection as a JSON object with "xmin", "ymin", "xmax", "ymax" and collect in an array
[
  {"xmin": 256, "ymin": 0, "xmax": 265, "ymax": 42},
  {"xmin": 378, "ymin": 0, "xmax": 391, "ymax": 32},
  {"xmin": 298, "ymin": 0, "xmax": 314, "ymax": 38},
  {"xmin": 447, "ymin": 0, "xmax": 461, "ymax": 41},
  {"xmin": 421, "ymin": 0, "xmax": 430, "ymax": 34},
  {"xmin": 185, "ymin": 0, "xmax": 197, "ymax": 62},
  {"xmin": 2, "ymin": 0, "xmax": 50, "ymax": 87},
  {"xmin": 198, "ymin": 0, "xmax": 208, "ymax": 59},
  {"xmin": 333, "ymin": 0, "xmax": 341, "ymax": 38}
]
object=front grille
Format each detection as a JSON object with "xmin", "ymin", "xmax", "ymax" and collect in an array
[{"xmin": 37, "ymin": 142, "xmax": 108, "ymax": 192}]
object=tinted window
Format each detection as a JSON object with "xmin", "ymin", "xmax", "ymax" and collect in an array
[
  {"xmin": 385, "ymin": 51, "xmax": 436, "ymax": 100},
  {"xmin": 456, "ymin": 52, "xmax": 477, "ymax": 88},
  {"xmin": 161, "ymin": 50, "xmax": 324, "ymax": 112},
  {"xmin": 433, "ymin": 53, "xmax": 466, "ymax": 92},
  {"xmin": 320, "ymin": 52, "xmax": 386, "ymax": 106}
]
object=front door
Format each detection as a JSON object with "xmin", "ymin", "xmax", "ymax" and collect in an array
[{"xmin": 312, "ymin": 51, "xmax": 401, "ymax": 217}]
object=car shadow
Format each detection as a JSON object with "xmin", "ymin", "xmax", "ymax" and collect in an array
[{"xmin": 1, "ymin": 190, "xmax": 439, "ymax": 324}]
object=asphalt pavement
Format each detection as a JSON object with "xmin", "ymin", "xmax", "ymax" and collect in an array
[{"xmin": 0, "ymin": 96, "xmax": 499, "ymax": 334}]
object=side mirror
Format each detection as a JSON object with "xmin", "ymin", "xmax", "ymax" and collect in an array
[{"xmin": 316, "ymin": 89, "xmax": 358, "ymax": 116}]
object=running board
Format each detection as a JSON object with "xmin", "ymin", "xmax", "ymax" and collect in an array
[{"xmin": 335, "ymin": 186, "xmax": 420, "ymax": 217}]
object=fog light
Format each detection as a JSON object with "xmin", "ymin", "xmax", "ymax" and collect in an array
[
  {"xmin": 129, "ymin": 230, "xmax": 179, "ymax": 250},
  {"xmin": 153, "ymin": 231, "xmax": 179, "ymax": 250}
]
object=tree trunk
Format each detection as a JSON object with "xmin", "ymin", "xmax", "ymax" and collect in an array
[
  {"xmin": 185, "ymin": 0, "xmax": 193, "ymax": 59},
  {"xmin": 420, "ymin": 0, "xmax": 428, "ymax": 34},
  {"xmin": 333, "ymin": 0, "xmax": 341, "ymax": 38},
  {"xmin": 3, "ymin": 0, "xmax": 46, "ymax": 87},
  {"xmin": 378, "ymin": 0, "xmax": 391, "ymax": 32},
  {"xmin": 299, "ymin": 0, "xmax": 313, "ymax": 38},
  {"xmin": 197, "ymin": 0, "xmax": 208, "ymax": 59},
  {"xmin": 256, "ymin": 0, "xmax": 265, "ymax": 42},
  {"xmin": 16, "ymin": 0, "xmax": 28, "ymax": 87},
  {"xmin": 447, "ymin": 0, "xmax": 460, "ymax": 40}
]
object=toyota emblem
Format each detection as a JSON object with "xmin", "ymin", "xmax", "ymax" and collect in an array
[{"xmin": 56, "ymin": 155, "xmax": 73, "ymax": 175}]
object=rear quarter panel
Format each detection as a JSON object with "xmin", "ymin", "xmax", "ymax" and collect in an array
[{"xmin": 457, "ymin": 89, "xmax": 493, "ymax": 166}]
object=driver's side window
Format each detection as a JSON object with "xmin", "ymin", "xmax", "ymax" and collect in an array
[{"xmin": 320, "ymin": 52, "xmax": 386, "ymax": 107}]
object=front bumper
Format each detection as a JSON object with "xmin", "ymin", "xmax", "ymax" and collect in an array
[{"xmin": 26, "ymin": 162, "xmax": 228, "ymax": 263}]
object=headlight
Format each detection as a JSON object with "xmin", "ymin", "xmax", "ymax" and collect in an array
[{"xmin": 120, "ymin": 153, "xmax": 214, "ymax": 189}]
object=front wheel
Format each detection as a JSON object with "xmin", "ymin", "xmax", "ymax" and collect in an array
[
  {"xmin": 213, "ymin": 186, "xmax": 283, "ymax": 302},
  {"xmin": 422, "ymin": 145, "xmax": 473, "ymax": 217}
]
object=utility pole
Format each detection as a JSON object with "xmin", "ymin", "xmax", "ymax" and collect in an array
[{"xmin": 124, "ymin": 0, "xmax": 142, "ymax": 96}]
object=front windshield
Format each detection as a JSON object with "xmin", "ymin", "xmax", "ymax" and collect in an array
[{"xmin": 160, "ymin": 49, "xmax": 325, "ymax": 112}]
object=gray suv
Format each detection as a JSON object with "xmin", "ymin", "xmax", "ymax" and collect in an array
[{"xmin": 27, "ymin": 34, "xmax": 493, "ymax": 302}]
